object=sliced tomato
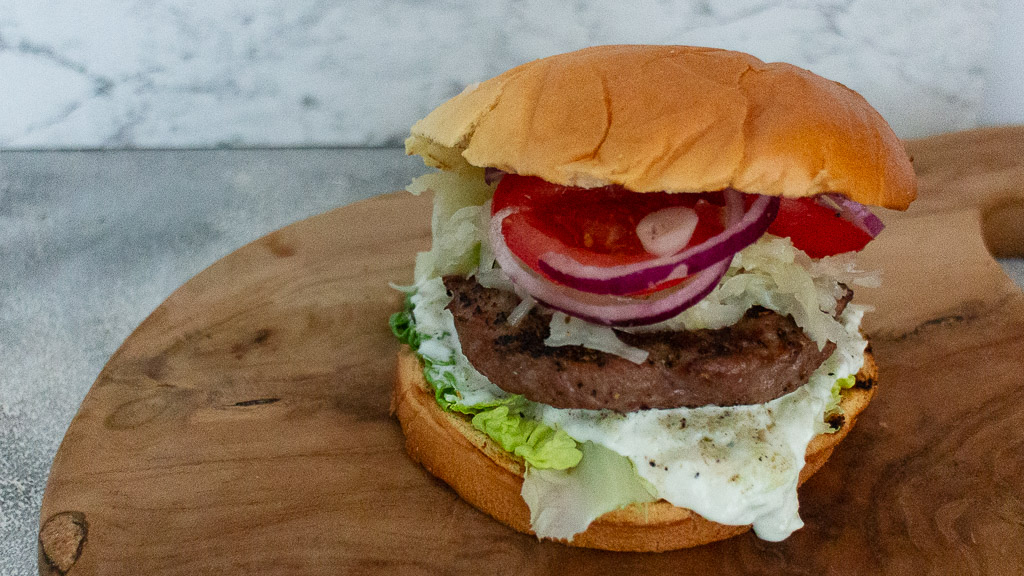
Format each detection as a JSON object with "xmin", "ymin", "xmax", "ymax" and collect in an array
[
  {"xmin": 492, "ymin": 175, "xmax": 724, "ymax": 291},
  {"xmin": 766, "ymin": 197, "xmax": 873, "ymax": 258}
]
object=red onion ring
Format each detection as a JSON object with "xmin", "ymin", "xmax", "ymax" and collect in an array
[
  {"xmin": 534, "ymin": 190, "xmax": 779, "ymax": 295},
  {"xmin": 489, "ymin": 207, "xmax": 732, "ymax": 327},
  {"xmin": 484, "ymin": 167, "xmax": 506, "ymax": 185},
  {"xmin": 819, "ymin": 193, "xmax": 885, "ymax": 237}
]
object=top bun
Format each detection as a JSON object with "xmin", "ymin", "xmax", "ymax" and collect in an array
[{"xmin": 406, "ymin": 45, "xmax": 916, "ymax": 210}]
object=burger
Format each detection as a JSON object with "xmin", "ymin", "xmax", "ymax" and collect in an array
[{"xmin": 389, "ymin": 45, "xmax": 916, "ymax": 551}]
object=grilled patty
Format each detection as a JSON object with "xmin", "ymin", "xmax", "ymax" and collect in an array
[{"xmin": 444, "ymin": 276, "xmax": 850, "ymax": 412}]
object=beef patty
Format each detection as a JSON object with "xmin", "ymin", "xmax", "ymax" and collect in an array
[{"xmin": 444, "ymin": 276, "xmax": 851, "ymax": 412}]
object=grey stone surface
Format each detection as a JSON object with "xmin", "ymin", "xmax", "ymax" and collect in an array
[
  {"xmin": 999, "ymin": 258, "xmax": 1024, "ymax": 285},
  {"xmin": 0, "ymin": 149, "xmax": 1021, "ymax": 575}
]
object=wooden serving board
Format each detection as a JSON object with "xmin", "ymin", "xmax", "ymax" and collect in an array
[{"xmin": 40, "ymin": 128, "xmax": 1024, "ymax": 575}]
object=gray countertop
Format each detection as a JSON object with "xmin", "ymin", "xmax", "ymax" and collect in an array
[{"xmin": 1, "ymin": 149, "xmax": 1021, "ymax": 576}]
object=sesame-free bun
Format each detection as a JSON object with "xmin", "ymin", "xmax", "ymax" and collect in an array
[
  {"xmin": 390, "ymin": 345, "xmax": 878, "ymax": 552},
  {"xmin": 406, "ymin": 45, "xmax": 916, "ymax": 210}
]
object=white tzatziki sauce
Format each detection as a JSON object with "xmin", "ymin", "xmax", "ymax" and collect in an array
[{"xmin": 535, "ymin": 305, "xmax": 866, "ymax": 540}]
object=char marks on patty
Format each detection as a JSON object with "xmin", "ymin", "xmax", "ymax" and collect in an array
[{"xmin": 444, "ymin": 276, "xmax": 850, "ymax": 412}]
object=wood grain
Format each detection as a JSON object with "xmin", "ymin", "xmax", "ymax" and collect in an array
[{"xmin": 40, "ymin": 128, "xmax": 1024, "ymax": 575}]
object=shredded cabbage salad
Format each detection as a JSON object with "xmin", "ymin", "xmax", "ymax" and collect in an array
[{"xmin": 393, "ymin": 169, "xmax": 870, "ymax": 541}]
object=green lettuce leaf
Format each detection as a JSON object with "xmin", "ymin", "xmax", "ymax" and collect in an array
[
  {"xmin": 391, "ymin": 292, "xmax": 582, "ymax": 469},
  {"xmin": 824, "ymin": 374, "xmax": 857, "ymax": 430},
  {"xmin": 471, "ymin": 403, "xmax": 582, "ymax": 470},
  {"xmin": 408, "ymin": 169, "xmax": 495, "ymax": 282},
  {"xmin": 388, "ymin": 296, "xmax": 422, "ymax": 349},
  {"xmin": 522, "ymin": 441, "xmax": 658, "ymax": 540}
]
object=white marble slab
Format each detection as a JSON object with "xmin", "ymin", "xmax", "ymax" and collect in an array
[{"xmin": 0, "ymin": 0, "xmax": 998, "ymax": 149}]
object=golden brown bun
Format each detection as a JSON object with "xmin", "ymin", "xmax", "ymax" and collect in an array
[
  {"xmin": 407, "ymin": 45, "xmax": 916, "ymax": 210},
  {"xmin": 391, "ymin": 344, "xmax": 878, "ymax": 552}
]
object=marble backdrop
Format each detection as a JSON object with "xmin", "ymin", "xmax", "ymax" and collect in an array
[{"xmin": 0, "ymin": 1, "xmax": 998, "ymax": 148}]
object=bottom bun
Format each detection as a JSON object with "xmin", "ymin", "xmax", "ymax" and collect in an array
[{"xmin": 390, "ymin": 345, "xmax": 878, "ymax": 552}]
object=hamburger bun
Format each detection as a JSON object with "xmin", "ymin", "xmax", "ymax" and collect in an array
[
  {"xmin": 394, "ymin": 45, "xmax": 900, "ymax": 551},
  {"xmin": 391, "ymin": 345, "xmax": 878, "ymax": 552},
  {"xmin": 406, "ymin": 45, "xmax": 916, "ymax": 209}
]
